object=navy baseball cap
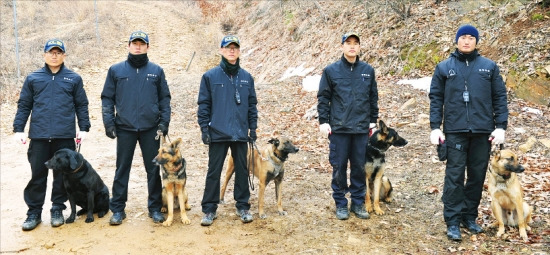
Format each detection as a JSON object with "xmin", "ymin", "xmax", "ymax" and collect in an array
[
  {"xmin": 44, "ymin": 39, "xmax": 65, "ymax": 52},
  {"xmin": 129, "ymin": 31, "xmax": 149, "ymax": 44},
  {"xmin": 220, "ymin": 35, "xmax": 240, "ymax": 48},
  {"xmin": 342, "ymin": 32, "xmax": 360, "ymax": 44}
]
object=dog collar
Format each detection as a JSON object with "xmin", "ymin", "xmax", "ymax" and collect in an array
[
  {"xmin": 71, "ymin": 160, "xmax": 84, "ymax": 174},
  {"xmin": 273, "ymin": 151, "xmax": 287, "ymax": 162}
]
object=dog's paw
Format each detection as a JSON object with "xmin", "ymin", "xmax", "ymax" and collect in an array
[
  {"xmin": 384, "ymin": 197, "xmax": 393, "ymax": 203},
  {"xmin": 496, "ymin": 228, "xmax": 505, "ymax": 237},
  {"xmin": 162, "ymin": 220, "xmax": 173, "ymax": 227},
  {"xmin": 185, "ymin": 204, "xmax": 191, "ymax": 211},
  {"xmin": 85, "ymin": 217, "xmax": 94, "ymax": 223},
  {"xmin": 66, "ymin": 216, "xmax": 75, "ymax": 223},
  {"xmin": 366, "ymin": 204, "xmax": 374, "ymax": 213},
  {"xmin": 98, "ymin": 211, "xmax": 107, "ymax": 218},
  {"xmin": 278, "ymin": 211, "xmax": 287, "ymax": 216},
  {"xmin": 374, "ymin": 207, "xmax": 385, "ymax": 215},
  {"xmin": 181, "ymin": 217, "xmax": 191, "ymax": 225},
  {"xmin": 160, "ymin": 207, "xmax": 167, "ymax": 213}
]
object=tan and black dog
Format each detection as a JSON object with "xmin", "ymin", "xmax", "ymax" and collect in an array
[
  {"xmin": 45, "ymin": 148, "xmax": 110, "ymax": 223},
  {"xmin": 153, "ymin": 137, "xmax": 191, "ymax": 226},
  {"xmin": 364, "ymin": 120, "xmax": 407, "ymax": 215},
  {"xmin": 220, "ymin": 131, "xmax": 299, "ymax": 219},
  {"xmin": 488, "ymin": 149, "xmax": 532, "ymax": 242}
]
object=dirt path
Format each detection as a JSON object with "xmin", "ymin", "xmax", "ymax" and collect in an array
[{"xmin": 1, "ymin": 1, "xmax": 549, "ymax": 254}]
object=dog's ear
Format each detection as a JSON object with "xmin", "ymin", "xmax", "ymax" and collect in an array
[
  {"xmin": 379, "ymin": 120, "xmax": 388, "ymax": 135},
  {"xmin": 69, "ymin": 153, "xmax": 79, "ymax": 170},
  {"xmin": 173, "ymin": 138, "xmax": 182, "ymax": 148},
  {"xmin": 268, "ymin": 138, "xmax": 280, "ymax": 146},
  {"xmin": 490, "ymin": 150, "xmax": 500, "ymax": 160}
]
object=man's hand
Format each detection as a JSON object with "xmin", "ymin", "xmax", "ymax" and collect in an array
[
  {"xmin": 105, "ymin": 126, "xmax": 116, "ymax": 139},
  {"xmin": 319, "ymin": 123, "xmax": 331, "ymax": 137},
  {"xmin": 158, "ymin": 123, "xmax": 168, "ymax": 136},
  {"xmin": 490, "ymin": 128, "xmax": 505, "ymax": 144},
  {"xmin": 14, "ymin": 132, "xmax": 26, "ymax": 144},
  {"xmin": 430, "ymin": 129, "xmax": 444, "ymax": 145},
  {"xmin": 369, "ymin": 123, "xmax": 377, "ymax": 136},
  {"xmin": 201, "ymin": 130, "xmax": 210, "ymax": 145},
  {"xmin": 76, "ymin": 131, "xmax": 87, "ymax": 142},
  {"xmin": 249, "ymin": 129, "xmax": 257, "ymax": 143}
]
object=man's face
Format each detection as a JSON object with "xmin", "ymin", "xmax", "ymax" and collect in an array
[
  {"xmin": 457, "ymin": 35, "xmax": 476, "ymax": 54},
  {"xmin": 341, "ymin": 36, "xmax": 360, "ymax": 59},
  {"xmin": 219, "ymin": 43, "xmax": 240, "ymax": 64},
  {"xmin": 43, "ymin": 48, "xmax": 65, "ymax": 68},
  {"xmin": 128, "ymin": 39, "xmax": 149, "ymax": 55}
]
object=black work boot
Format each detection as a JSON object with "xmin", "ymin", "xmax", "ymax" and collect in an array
[
  {"xmin": 350, "ymin": 203, "xmax": 370, "ymax": 219},
  {"xmin": 50, "ymin": 208, "xmax": 64, "ymax": 227},
  {"xmin": 109, "ymin": 211, "xmax": 126, "ymax": 225},
  {"xmin": 335, "ymin": 207, "xmax": 349, "ymax": 220},
  {"xmin": 447, "ymin": 225, "xmax": 462, "ymax": 241},
  {"xmin": 149, "ymin": 211, "xmax": 165, "ymax": 223},
  {"xmin": 22, "ymin": 214, "xmax": 42, "ymax": 231},
  {"xmin": 461, "ymin": 220, "xmax": 484, "ymax": 234}
]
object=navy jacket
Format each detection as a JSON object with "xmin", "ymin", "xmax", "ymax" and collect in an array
[
  {"xmin": 197, "ymin": 64, "xmax": 258, "ymax": 142},
  {"xmin": 317, "ymin": 55, "xmax": 379, "ymax": 134},
  {"xmin": 101, "ymin": 59, "xmax": 171, "ymax": 131},
  {"xmin": 13, "ymin": 63, "xmax": 90, "ymax": 139},
  {"xmin": 429, "ymin": 49, "xmax": 508, "ymax": 133}
]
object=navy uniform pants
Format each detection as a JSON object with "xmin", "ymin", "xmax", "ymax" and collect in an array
[
  {"xmin": 110, "ymin": 128, "xmax": 162, "ymax": 213},
  {"xmin": 328, "ymin": 133, "xmax": 368, "ymax": 208},
  {"xmin": 442, "ymin": 132, "xmax": 491, "ymax": 226},
  {"xmin": 201, "ymin": 141, "xmax": 250, "ymax": 214},
  {"xmin": 25, "ymin": 139, "xmax": 75, "ymax": 216}
]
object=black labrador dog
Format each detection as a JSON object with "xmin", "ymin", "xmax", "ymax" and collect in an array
[{"xmin": 45, "ymin": 148, "xmax": 110, "ymax": 223}]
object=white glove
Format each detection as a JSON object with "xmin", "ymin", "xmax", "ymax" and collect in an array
[
  {"xmin": 76, "ymin": 131, "xmax": 87, "ymax": 142},
  {"xmin": 369, "ymin": 123, "xmax": 377, "ymax": 136},
  {"xmin": 430, "ymin": 129, "xmax": 444, "ymax": 145},
  {"xmin": 490, "ymin": 128, "xmax": 505, "ymax": 145},
  {"xmin": 319, "ymin": 123, "xmax": 331, "ymax": 137},
  {"xmin": 14, "ymin": 132, "xmax": 26, "ymax": 144}
]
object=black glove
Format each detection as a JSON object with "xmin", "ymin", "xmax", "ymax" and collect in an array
[
  {"xmin": 201, "ymin": 130, "xmax": 211, "ymax": 145},
  {"xmin": 249, "ymin": 129, "xmax": 257, "ymax": 143},
  {"xmin": 105, "ymin": 126, "xmax": 116, "ymax": 139},
  {"xmin": 158, "ymin": 123, "xmax": 168, "ymax": 136}
]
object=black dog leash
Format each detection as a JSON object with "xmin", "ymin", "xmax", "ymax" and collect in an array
[{"xmin": 248, "ymin": 141, "xmax": 255, "ymax": 191}]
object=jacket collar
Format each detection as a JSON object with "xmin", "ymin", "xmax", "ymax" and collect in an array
[
  {"xmin": 452, "ymin": 48, "xmax": 479, "ymax": 62},
  {"xmin": 341, "ymin": 54, "xmax": 359, "ymax": 67},
  {"xmin": 44, "ymin": 63, "xmax": 65, "ymax": 75}
]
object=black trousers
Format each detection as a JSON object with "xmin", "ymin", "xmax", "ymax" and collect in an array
[
  {"xmin": 442, "ymin": 132, "xmax": 491, "ymax": 226},
  {"xmin": 25, "ymin": 139, "xmax": 75, "ymax": 216},
  {"xmin": 201, "ymin": 141, "xmax": 250, "ymax": 214},
  {"xmin": 328, "ymin": 133, "xmax": 368, "ymax": 208},
  {"xmin": 109, "ymin": 128, "xmax": 162, "ymax": 213}
]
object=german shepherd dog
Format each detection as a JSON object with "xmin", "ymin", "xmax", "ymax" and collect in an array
[
  {"xmin": 364, "ymin": 120, "xmax": 408, "ymax": 215},
  {"xmin": 45, "ymin": 148, "xmax": 110, "ymax": 223},
  {"xmin": 488, "ymin": 149, "xmax": 532, "ymax": 242},
  {"xmin": 153, "ymin": 137, "xmax": 191, "ymax": 226},
  {"xmin": 220, "ymin": 131, "xmax": 299, "ymax": 219}
]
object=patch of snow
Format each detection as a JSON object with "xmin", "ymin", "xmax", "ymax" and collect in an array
[
  {"xmin": 279, "ymin": 63, "xmax": 314, "ymax": 81},
  {"xmin": 302, "ymin": 75, "xmax": 321, "ymax": 92},
  {"xmin": 397, "ymin": 77, "xmax": 432, "ymax": 92},
  {"xmin": 522, "ymin": 107, "xmax": 542, "ymax": 115}
]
